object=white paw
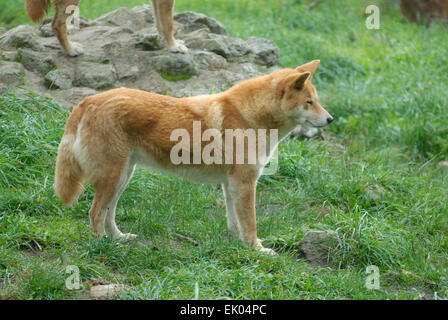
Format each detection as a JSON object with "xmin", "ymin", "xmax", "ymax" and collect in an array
[
  {"xmin": 117, "ymin": 233, "xmax": 138, "ymax": 242},
  {"xmin": 168, "ymin": 40, "xmax": 188, "ymax": 54},
  {"xmin": 258, "ymin": 246, "xmax": 277, "ymax": 256},
  {"xmin": 67, "ymin": 42, "xmax": 84, "ymax": 56},
  {"xmin": 253, "ymin": 238, "xmax": 276, "ymax": 255}
]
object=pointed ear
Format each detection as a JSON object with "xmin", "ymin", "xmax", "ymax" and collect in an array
[
  {"xmin": 296, "ymin": 60, "xmax": 320, "ymax": 75},
  {"xmin": 293, "ymin": 72, "xmax": 311, "ymax": 90}
]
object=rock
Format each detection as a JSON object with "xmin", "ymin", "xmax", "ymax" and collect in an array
[
  {"xmin": 0, "ymin": 62, "xmax": 25, "ymax": 87},
  {"xmin": 0, "ymin": 27, "xmax": 5, "ymax": 36},
  {"xmin": 226, "ymin": 64, "xmax": 261, "ymax": 81},
  {"xmin": 134, "ymin": 32, "xmax": 164, "ymax": 51},
  {"xmin": 67, "ymin": 87, "xmax": 98, "ymax": 102},
  {"xmin": 18, "ymin": 48, "xmax": 56, "ymax": 75},
  {"xmin": 1, "ymin": 51, "xmax": 19, "ymax": 62},
  {"xmin": 0, "ymin": 7, "xmax": 280, "ymax": 106},
  {"xmin": 51, "ymin": 87, "xmax": 98, "ymax": 108},
  {"xmin": 39, "ymin": 23, "xmax": 54, "ymax": 38},
  {"xmin": 102, "ymin": 42, "xmax": 141, "ymax": 80},
  {"xmin": 185, "ymin": 37, "xmax": 230, "ymax": 58},
  {"xmin": 175, "ymin": 11, "xmax": 227, "ymax": 35},
  {"xmin": 78, "ymin": 17, "xmax": 98, "ymax": 29},
  {"xmin": 90, "ymin": 284, "xmax": 128, "ymax": 299},
  {"xmin": 299, "ymin": 230, "xmax": 338, "ymax": 267},
  {"xmin": 246, "ymin": 37, "xmax": 280, "ymax": 66},
  {"xmin": 152, "ymin": 53, "xmax": 198, "ymax": 80},
  {"xmin": 0, "ymin": 25, "xmax": 44, "ymax": 51},
  {"xmin": 95, "ymin": 7, "xmax": 147, "ymax": 31},
  {"xmin": 45, "ymin": 70, "xmax": 72, "ymax": 89},
  {"xmin": 221, "ymin": 37, "xmax": 251, "ymax": 58},
  {"xmin": 193, "ymin": 51, "xmax": 227, "ymax": 70},
  {"xmin": 73, "ymin": 62, "xmax": 116, "ymax": 89},
  {"xmin": 131, "ymin": 5, "xmax": 155, "ymax": 23},
  {"xmin": 114, "ymin": 61, "xmax": 140, "ymax": 81},
  {"xmin": 78, "ymin": 48, "xmax": 111, "ymax": 64}
]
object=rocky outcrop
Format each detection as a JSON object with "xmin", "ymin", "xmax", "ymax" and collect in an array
[
  {"xmin": 0, "ymin": 6, "xmax": 280, "ymax": 108},
  {"xmin": 0, "ymin": 61, "xmax": 25, "ymax": 87}
]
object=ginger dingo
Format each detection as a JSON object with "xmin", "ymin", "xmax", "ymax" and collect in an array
[
  {"xmin": 25, "ymin": 0, "xmax": 187, "ymax": 56},
  {"xmin": 54, "ymin": 60, "xmax": 333, "ymax": 254}
]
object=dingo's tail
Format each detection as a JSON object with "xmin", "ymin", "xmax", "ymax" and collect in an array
[
  {"xmin": 25, "ymin": 0, "xmax": 51, "ymax": 23},
  {"xmin": 54, "ymin": 104, "xmax": 85, "ymax": 206}
]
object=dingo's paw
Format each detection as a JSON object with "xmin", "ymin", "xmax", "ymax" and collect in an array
[
  {"xmin": 258, "ymin": 246, "xmax": 277, "ymax": 256},
  {"xmin": 67, "ymin": 42, "xmax": 84, "ymax": 56},
  {"xmin": 249, "ymin": 238, "xmax": 277, "ymax": 255},
  {"xmin": 117, "ymin": 233, "xmax": 137, "ymax": 242},
  {"xmin": 168, "ymin": 40, "xmax": 188, "ymax": 54}
]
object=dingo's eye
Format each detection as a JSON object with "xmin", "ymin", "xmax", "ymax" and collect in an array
[{"xmin": 306, "ymin": 101, "xmax": 313, "ymax": 105}]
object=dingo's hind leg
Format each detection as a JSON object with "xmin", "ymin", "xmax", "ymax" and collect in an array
[
  {"xmin": 53, "ymin": 0, "xmax": 83, "ymax": 56},
  {"xmin": 89, "ymin": 160, "xmax": 131, "ymax": 239},
  {"xmin": 104, "ymin": 161, "xmax": 137, "ymax": 242}
]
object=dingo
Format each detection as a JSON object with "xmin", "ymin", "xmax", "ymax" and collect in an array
[
  {"xmin": 25, "ymin": 0, "xmax": 187, "ymax": 56},
  {"xmin": 54, "ymin": 60, "xmax": 333, "ymax": 254}
]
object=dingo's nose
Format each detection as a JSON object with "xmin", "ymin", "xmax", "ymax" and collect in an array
[{"xmin": 327, "ymin": 116, "xmax": 334, "ymax": 124}]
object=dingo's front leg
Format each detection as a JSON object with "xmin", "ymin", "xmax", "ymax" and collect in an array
[
  {"xmin": 222, "ymin": 183, "xmax": 240, "ymax": 238},
  {"xmin": 89, "ymin": 158, "xmax": 137, "ymax": 242},
  {"xmin": 227, "ymin": 168, "xmax": 276, "ymax": 255},
  {"xmin": 151, "ymin": 0, "xmax": 188, "ymax": 53}
]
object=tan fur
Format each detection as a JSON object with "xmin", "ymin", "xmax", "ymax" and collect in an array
[
  {"xmin": 399, "ymin": 0, "xmax": 448, "ymax": 23},
  {"xmin": 54, "ymin": 98, "xmax": 87, "ymax": 205},
  {"xmin": 25, "ymin": 0, "xmax": 51, "ymax": 23},
  {"xmin": 24, "ymin": 0, "xmax": 186, "ymax": 56},
  {"xmin": 54, "ymin": 60, "xmax": 333, "ymax": 254}
]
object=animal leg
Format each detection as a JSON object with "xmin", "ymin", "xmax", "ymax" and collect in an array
[
  {"xmin": 104, "ymin": 161, "xmax": 137, "ymax": 242},
  {"xmin": 151, "ymin": 0, "xmax": 188, "ymax": 53},
  {"xmin": 52, "ymin": 0, "xmax": 83, "ymax": 56}
]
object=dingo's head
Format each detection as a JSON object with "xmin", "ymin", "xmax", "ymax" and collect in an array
[{"xmin": 276, "ymin": 60, "xmax": 333, "ymax": 128}]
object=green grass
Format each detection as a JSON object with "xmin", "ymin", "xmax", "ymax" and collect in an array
[{"xmin": 1, "ymin": 0, "xmax": 447, "ymax": 300}]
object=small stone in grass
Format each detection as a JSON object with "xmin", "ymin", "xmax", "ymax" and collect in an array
[
  {"xmin": 90, "ymin": 284, "xmax": 127, "ymax": 299},
  {"xmin": 299, "ymin": 230, "xmax": 338, "ymax": 268}
]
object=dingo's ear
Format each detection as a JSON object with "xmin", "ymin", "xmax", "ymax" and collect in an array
[
  {"xmin": 296, "ymin": 60, "xmax": 320, "ymax": 74},
  {"xmin": 293, "ymin": 72, "xmax": 311, "ymax": 90}
]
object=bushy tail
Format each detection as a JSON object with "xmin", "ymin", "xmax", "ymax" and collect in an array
[
  {"xmin": 54, "ymin": 103, "xmax": 86, "ymax": 206},
  {"xmin": 54, "ymin": 135, "xmax": 83, "ymax": 205},
  {"xmin": 25, "ymin": 0, "xmax": 51, "ymax": 23}
]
